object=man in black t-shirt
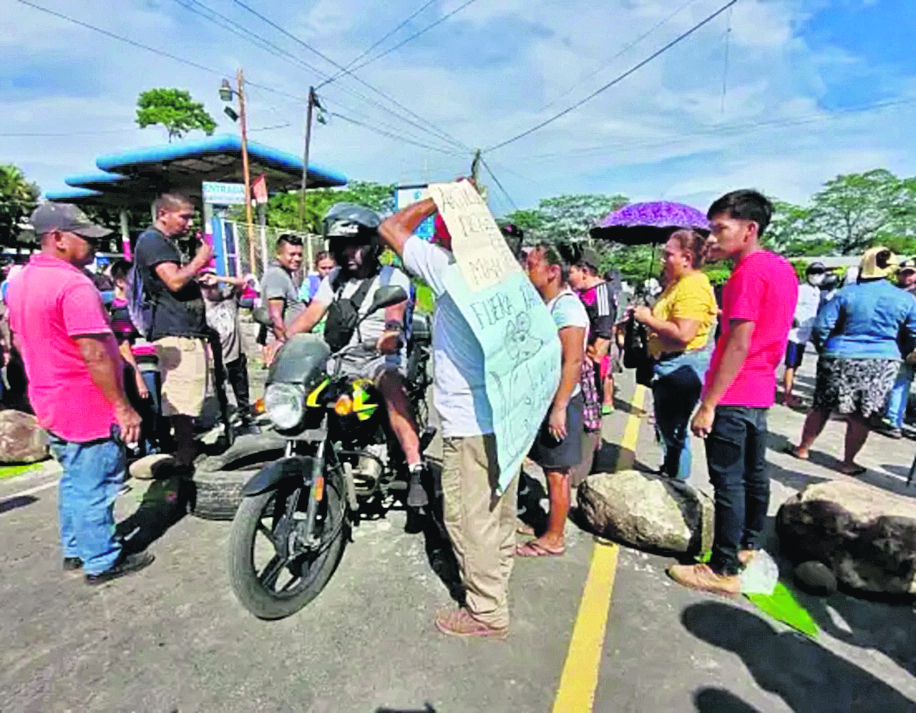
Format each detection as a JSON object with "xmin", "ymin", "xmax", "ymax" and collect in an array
[{"xmin": 133, "ymin": 193, "xmax": 212, "ymax": 470}]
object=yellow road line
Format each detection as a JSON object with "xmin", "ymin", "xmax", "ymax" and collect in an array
[{"xmin": 552, "ymin": 384, "xmax": 646, "ymax": 713}]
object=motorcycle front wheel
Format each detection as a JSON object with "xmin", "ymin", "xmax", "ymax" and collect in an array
[{"xmin": 227, "ymin": 473, "xmax": 347, "ymax": 620}]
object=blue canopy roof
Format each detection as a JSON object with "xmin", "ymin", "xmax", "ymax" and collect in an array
[{"xmin": 49, "ymin": 133, "xmax": 346, "ymax": 206}]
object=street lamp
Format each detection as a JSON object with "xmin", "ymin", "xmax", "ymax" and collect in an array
[{"xmin": 219, "ymin": 70, "xmax": 256, "ymax": 275}]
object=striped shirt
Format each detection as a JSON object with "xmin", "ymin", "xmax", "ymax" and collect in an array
[{"xmin": 579, "ymin": 281, "xmax": 617, "ymax": 343}]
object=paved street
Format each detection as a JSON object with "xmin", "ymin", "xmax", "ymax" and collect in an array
[{"xmin": 1, "ymin": 353, "xmax": 914, "ymax": 713}]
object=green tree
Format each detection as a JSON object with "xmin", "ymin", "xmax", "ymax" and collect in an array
[
  {"xmin": 763, "ymin": 200, "xmax": 816, "ymax": 254},
  {"xmin": 506, "ymin": 193, "xmax": 628, "ymax": 244},
  {"xmin": 266, "ymin": 181, "xmax": 396, "ymax": 234},
  {"xmin": 0, "ymin": 164, "xmax": 40, "ymax": 246},
  {"xmin": 807, "ymin": 169, "xmax": 916, "ymax": 253},
  {"xmin": 136, "ymin": 88, "xmax": 217, "ymax": 142}
]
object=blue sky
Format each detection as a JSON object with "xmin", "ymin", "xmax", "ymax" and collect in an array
[{"xmin": 1, "ymin": 0, "xmax": 914, "ymax": 215}]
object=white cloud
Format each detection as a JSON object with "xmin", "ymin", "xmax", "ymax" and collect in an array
[{"xmin": 1, "ymin": 0, "xmax": 914, "ymax": 217}]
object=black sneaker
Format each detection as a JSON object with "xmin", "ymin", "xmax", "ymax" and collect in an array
[
  {"xmin": 85, "ymin": 551, "xmax": 155, "ymax": 585},
  {"xmin": 63, "ymin": 557, "xmax": 82, "ymax": 572},
  {"xmin": 407, "ymin": 465, "xmax": 429, "ymax": 509}
]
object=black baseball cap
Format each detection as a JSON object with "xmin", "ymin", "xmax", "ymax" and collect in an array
[
  {"xmin": 806, "ymin": 261, "xmax": 826, "ymax": 274},
  {"xmin": 899, "ymin": 258, "xmax": 916, "ymax": 273},
  {"xmin": 30, "ymin": 203, "xmax": 112, "ymax": 239}
]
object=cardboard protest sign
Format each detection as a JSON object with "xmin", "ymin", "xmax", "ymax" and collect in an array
[
  {"xmin": 428, "ymin": 181, "xmax": 522, "ymax": 292},
  {"xmin": 429, "ymin": 182, "xmax": 561, "ymax": 492}
]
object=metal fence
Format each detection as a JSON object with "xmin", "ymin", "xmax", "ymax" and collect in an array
[{"xmin": 220, "ymin": 220, "xmax": 327, "ymax": 278}]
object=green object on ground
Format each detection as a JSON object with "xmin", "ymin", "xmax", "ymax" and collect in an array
[
  {"xmin": 746, "ymin": 582, "xmax": 819, "ymax": 639},
  {"xmin": 0, "ymin": 463, "xmax": 45, "ymax": 480}
]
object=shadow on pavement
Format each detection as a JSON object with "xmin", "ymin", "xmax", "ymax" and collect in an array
[
  {"xmin": 0, "ymin": 494, "xmax": 38, "ymax": 515},
  {"xmin": 801, "ymin": 591, "xmax": 916, "ymax": 678},
  {"xmin": 421, "ymin": 462, "xmax": 465, "ymax": 606},
  {"xmin": 375, "ymin": 705, "xmax": 436, "ymax": 713},
  {"xmin": 767, "ymin": 433, "xmax": 915, "ymax": 498},
  {"xmin": 612, "ymin": 395, "xmax": 648, "ymax": 416},
  {"xmin": 116, "ymin": 475, "xmax": 193, "ymax": 554},
  {"xmin": 682, "ymin": 601, "xmax": 915, "ymax": 713},
  {"xmin": 693, "ymin": 687, "xmax": 762, "ymax": 713}
]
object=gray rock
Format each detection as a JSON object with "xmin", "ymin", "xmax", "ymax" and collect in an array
[
  {"xmin": 0, "ymin": 410, "xmax": 48, "ymax": 464},
  {"xmin": 576, "ymin": 470, "xmax": 714, "ymax": 555},
  {"xmin": 776, "ymin": 481, "xmax": 916, "ymax": 597}
]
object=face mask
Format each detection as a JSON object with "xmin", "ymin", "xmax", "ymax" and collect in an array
[{"xmin": 807, "ymin": 274, "xmax": 825, "ymax": 287}]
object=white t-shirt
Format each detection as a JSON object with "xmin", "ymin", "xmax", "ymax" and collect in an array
[
  {"xmin": 789, "ymin": 282, "xmax": 823, "ymax": 344},
  {"xmin": 546, "ymin": 289, "xmax": 589, "ymax": 397},
  {"xmin": 402, "ymin": 237, "xmax": 493, "ymax": 438},
  {"xmin": 313, "ymin": 265, "xmax": 412, "ymax": 349}
]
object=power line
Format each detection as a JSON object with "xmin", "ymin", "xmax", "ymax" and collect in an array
[
  {"xmin": 229, "ymin": 0, "xmax": 472, "ymax": 153},
  {"xmin": 344, "ymin": 0, "xmax": 483, "ymax": 78},
  {"xmin": 328, "ymin": 112, "xmax": 462, "ymax": 155},
  {"xmin": 317, "ymin": 0, "xmax": 438, "ymax": 88},
  {"xmin": 176, "ymin": 0, "xmax": 462, "ymax": 153},
  {"xmin": 538, "ymin": 0, "xmax": 701, "ymax": 113},
  {"xmin": 484, "ymin": 0, "xmax": 741, "ymax": 153},
  {"xmin": 480, "ymin": 158, "xmax": 518, "ymax": 211},
  {"xmin": 512, "ymin": 96, "xmax": 916, "ymax": 165},
  {"xmin": 15, "ymin": 0, "xmax": 308, "ymax": 103}
]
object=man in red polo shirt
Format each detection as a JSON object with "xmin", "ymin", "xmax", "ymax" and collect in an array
[{"xmin": 8, "ymin": 203, "xmax": 153, "ymax": 584}]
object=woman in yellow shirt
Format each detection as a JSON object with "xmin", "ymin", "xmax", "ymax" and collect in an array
[{"xmin": 632, "ymin": 230, "xmax": 717, "ymax": 479}]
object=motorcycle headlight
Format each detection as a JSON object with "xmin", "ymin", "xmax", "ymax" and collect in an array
[{"xmin": 264, "ymin": 383, "xmax": 305, "ymax": 430}]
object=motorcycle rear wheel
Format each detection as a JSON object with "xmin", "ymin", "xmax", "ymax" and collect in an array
[{"xmin": 227, "ymin": 474, "xmax": 347, "ymax": 620}]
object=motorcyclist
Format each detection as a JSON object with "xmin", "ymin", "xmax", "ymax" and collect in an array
[{"xmin": 267, "ymin": 203, "xmax": 428, "ymax": 508}]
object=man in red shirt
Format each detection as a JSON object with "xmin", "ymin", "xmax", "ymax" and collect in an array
[
  {"xmin": 8, "ymin": 204, "xmax": 153, "ymax": 584},
  {"xmin": 668, "ymin": 190, "xmax": 797, "ymax": 595}
]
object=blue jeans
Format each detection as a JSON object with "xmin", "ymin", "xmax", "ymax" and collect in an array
[
  {"xmin": 705, "ymin": 407, "xmax": 769, "ymax": 576},
  {"xmin": 652, "ymin": 350, "xmax": 710, "ymax": 480},
  {"xmin": 886, "ymin": 363, "xmax": 914, "ymax": 429},
  {"xmin": 49, "ymin": 431, "xmax": 125, "ymax": 575}
]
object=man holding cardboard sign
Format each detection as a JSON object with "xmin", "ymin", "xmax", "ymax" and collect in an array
[{"xmin": 380, "ymin": 180, "xmax": 560, "ymax": 639}]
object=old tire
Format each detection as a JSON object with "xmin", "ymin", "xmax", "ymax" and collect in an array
[{"xmin": 191, "ymin": 468, "xmax": 259, "ymax": 521}]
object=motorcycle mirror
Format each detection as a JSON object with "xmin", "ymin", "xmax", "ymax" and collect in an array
[{"xmin": 365, "ymin": 285, "xmax": 408, "ymax": 315}]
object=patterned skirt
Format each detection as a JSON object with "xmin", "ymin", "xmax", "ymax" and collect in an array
[{"xmin": 812, "ymin": 357, "xmax": 900, "ymax": 419}]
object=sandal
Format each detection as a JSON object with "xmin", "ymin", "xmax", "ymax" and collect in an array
[
  {"xmin": 839, "ymin": 464, "xmax": 866, "ymax": 477},
  {"xmin": 601, "ymin": 404, "xmax": 615, "ymax": 415},
  {"xmin": 516, "ymin": 522, "xmax": 536, "ymax": 537},
  {"xmin": 782, "ymin": 444, "xmax": 809, "ymax": 461},
  {"xmin": 516, "ymin": 540, "xmax": 565, "ymax": 558}
]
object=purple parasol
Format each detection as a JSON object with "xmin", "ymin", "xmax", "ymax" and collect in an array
[{"xmin": 591, "ymin": 201, "xmax": 710, "ymax": 245}]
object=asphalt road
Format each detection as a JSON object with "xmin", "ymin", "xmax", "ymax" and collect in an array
[{"xmin": 1, "ymin": 362, "xmax": 914, "ymax": 713}]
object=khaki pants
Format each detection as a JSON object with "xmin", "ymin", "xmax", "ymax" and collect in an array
[
  {"xmin": 441, "ymin": 435, "xmax": 519, "ymax": 630},
  {"xmin": 156, "ymin": 336, "xmax": 209, "ymax": 418}
]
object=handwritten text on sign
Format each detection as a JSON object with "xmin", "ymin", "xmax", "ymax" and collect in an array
[
  {"xmin": 431, "ymin": 182, "xmax": 560, "ymax": 492},
  {"xmin": 428, "ymin": 181, "xmax": 521, "ymax": 292}
]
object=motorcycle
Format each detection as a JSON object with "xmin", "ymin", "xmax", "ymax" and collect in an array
[{"xmin": 227, "ymin": 285, "xmax": 435, "ymax": 619}]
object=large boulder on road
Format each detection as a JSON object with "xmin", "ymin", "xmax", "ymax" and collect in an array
[
  {"xmin": 0, "ymin": 410, "xmax": 48, "ymax": 463},
  {"xmin": 776, "ymin": 481, "xmax": 916, "ymax": 597},
  {"xmin": 577, "ymin": 470, "xmax": 713, "ymax": 556}
]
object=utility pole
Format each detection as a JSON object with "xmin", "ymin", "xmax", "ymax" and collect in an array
[
  {"xmin": 298, "ymin": 87, "xmax": 317, "ymax": 232},
  {"xmin": 237, "ymin": 68, "xmax": 257, "ymax": 274},
  {"xmin": 470, "ymin": 149, "xmax": 482, "ymax": 186}
]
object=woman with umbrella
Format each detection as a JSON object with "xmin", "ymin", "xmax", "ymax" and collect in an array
[{"xmin": 592, "ymin": 202, "xmax": 717, "ymax": 480}]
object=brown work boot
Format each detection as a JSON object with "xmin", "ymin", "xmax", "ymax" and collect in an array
[
  {"xmin": 667, "ymin": 563, "xmax": 740, "ymax": 596},
  {"xmin": 435, "ymin": 608, "xmax": 508, "ymax": 640}
]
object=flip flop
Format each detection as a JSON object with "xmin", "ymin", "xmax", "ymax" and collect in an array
[
  {"xmin": 839, "ymin": 464, "xmax": 866, "ymax": 476},
  {"xmin": 516, "ymin": 540, "xmax": 565, "ymax": 558},
  {"xmin": 601, "ymin": 405, "xmax": 615, "ymax": 415},
  {"xmin": 782, "ymin": 444, "xmax": 809, "ymax": 461}
]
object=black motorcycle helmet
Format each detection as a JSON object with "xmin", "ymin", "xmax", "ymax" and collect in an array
[{"xmin": 323, "ymin": 202, "xmax": 382, "ymax": 253}]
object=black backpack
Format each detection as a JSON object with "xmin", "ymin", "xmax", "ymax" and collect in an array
[{"xmin": 324, "ymin": 276, "xmax": 374, "ymax": 352}]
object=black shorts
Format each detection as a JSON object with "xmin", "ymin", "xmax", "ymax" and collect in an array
[
  {"xmin": 784, "ymin": 341, "xmax": 806, "ymax": 369},
  {"xmin": 529, "ymin": 392, "xmax": 585, "ymax": 470}
]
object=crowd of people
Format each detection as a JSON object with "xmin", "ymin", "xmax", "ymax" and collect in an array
[{"xmin": 7, "ymin": 183, "xmax": 915, "ymax": 636}]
